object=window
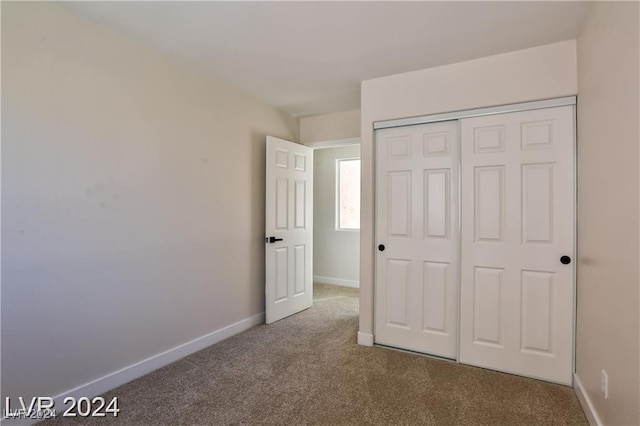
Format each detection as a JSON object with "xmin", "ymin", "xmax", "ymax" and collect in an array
[{"xmin": 336, "ymin": 158, "xmax": 361, "ymax": 230}]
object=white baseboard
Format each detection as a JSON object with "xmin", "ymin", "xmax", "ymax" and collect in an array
[
  {"xmin": 314, "ymin": 275, "xmax": 359, "ymax": 288},
  {"xmin": 357, "ymin": 331, "xmax": 374, "ymax": 346},
  {"xmin": 574, "ymin": 373, "xmax": 602, "ymax": 426},
  {"xmin": 27, "ymin": 313, "xmax": 263, "ymax": 425}
]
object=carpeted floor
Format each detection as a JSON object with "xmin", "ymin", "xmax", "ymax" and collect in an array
[{"xmin": 49, "ymin": 284, "xmax": 587, "ymax": 425}]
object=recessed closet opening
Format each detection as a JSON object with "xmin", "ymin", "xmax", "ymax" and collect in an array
[{"xmin": 373, "ymin": 97, "xmax": 576, "ymax": 385}]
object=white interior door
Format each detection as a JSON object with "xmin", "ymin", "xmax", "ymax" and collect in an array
[
  {"xmin": 459, "ymin": 106, "xmax": 575, "ymax": 384},
  {"xmin": 265, "ymin": 136, "xmax": 313, "ymax": 324},
  {"xmin": 375, "ymin": 121, "xmax": 459, "ymax": 358}
]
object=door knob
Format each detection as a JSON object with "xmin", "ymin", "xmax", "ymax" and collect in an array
[
  {"xmin": 378, "ymin": 244, "xmax": 385, "ymax": 252},
  {"xmin": 267, "ymin": 236, "xmax": 283, "ymax": 244},
  {"xmin": 560, "ymin": 255, "xmax": 571, "ymax": 265}
]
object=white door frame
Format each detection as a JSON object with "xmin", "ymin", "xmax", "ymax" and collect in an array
[
  {"xmin": 265, "ymin": 136, "xmax": 362, "ymax": 324},
  {"xmin": 303, "ymin": 137, "xmax": 361, "ymax": 150},
  {"xmin": 372, "ymin": 96, "xmax": 577, "ymax": 379}
]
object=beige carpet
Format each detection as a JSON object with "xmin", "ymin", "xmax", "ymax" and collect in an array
[{"xmin": 49, "ymin": 284, "xmax": 587, "ymax": 425}]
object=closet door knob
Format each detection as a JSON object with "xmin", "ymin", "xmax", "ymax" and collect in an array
[
  {"xmin": 378, "ymin": 244, "xmax": 385, "ymax": 252},
  {"xmin": 560, "ymin": 255, "xmax": 571, "ymax": 265}
]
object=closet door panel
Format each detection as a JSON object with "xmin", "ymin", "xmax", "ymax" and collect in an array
[
  {"xmin": 375, "ymin": 120, "xmax": 459, "ymax": 358},
  {"xmin": 459, "ymin": 106, "xmax": 574, "ymax": 385}
]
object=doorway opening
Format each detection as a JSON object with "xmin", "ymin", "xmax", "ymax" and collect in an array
[{"xmin": 312, "ymin": 143, "xmax": 361, "ymax": 313}]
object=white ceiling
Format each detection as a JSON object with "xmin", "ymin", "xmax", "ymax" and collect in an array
[{"xmin": 62, "ymin": 1, "xmax": 588, "ymax": 118}]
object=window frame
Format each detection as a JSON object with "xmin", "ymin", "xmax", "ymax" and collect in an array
[{"xmin": 335, "ymin": 157, "xmax": 361, "ymax": 231}]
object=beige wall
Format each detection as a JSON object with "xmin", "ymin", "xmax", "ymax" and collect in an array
[
  {"xmin": 313, "ymin": 145, "xmax": 361, "ymax": 286},
  {"xmin": 1, "ymin": 2, "xmax": 298, "ymax": 403},
  {"xmin": 300, "ymin": 109, "xmax": 360, "ymax": 144},
  {"xmin": 576, "ymin": 2, "xmax": 640, "ymax": 425},
  {"xmin": 359, "ymin": 40, "xmax": 578, "ymax": 339}
]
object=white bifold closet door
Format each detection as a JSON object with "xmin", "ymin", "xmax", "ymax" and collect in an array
[
  {"xmin": 459, "ymin": 105, "xmax": 575, "ymax": 385},
  {"xmin": 375, "ymin": 120, "xmax": 459, "ymax": 359}
]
